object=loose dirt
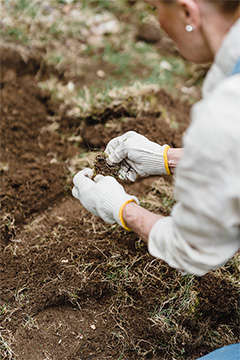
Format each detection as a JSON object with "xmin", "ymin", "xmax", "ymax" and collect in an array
[
  {"xmin": 93, "ymin": 153, "xmax": 120, "ymax": 178},
  {"xmin": 0, "ymin": 49, "xmax": 239, "ymax": 360}
]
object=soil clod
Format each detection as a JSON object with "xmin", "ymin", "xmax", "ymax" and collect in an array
[{"xmin": 93, "ymin": 153, "xmax": 120, "ymax": 178}]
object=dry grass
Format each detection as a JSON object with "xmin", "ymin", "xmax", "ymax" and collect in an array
[
  {"xmin": 0, "ymin": 328, "xmax": 15, "ymax": 360},
  {"xmin": 1, "ymin": 1, "xmax": 239, "ymax": 359},
  {"xmin": 1, "ymin": 0, "xmax": 202, "ymax": 120}
]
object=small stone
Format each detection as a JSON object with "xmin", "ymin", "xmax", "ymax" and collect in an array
[
  {"xmin": 67, "ymin": 81, "xmax": 75, "ymax": 92},
  {"xmin": 96, "ymin": 70, "xmax": 106, "ymax": 78}
]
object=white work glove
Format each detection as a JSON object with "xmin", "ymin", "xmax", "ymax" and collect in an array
[
  {"xmin": 105, "ymin": 131, "xmax": 171, "ymax": 182},
  {"xmin": 72, "ymin": 168, "xmax": 139, "ymax": 229}
]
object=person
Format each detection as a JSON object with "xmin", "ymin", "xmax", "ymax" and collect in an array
[{"xmin": 72, "ymin": 1, "xmax": 240, "ymax": 357}]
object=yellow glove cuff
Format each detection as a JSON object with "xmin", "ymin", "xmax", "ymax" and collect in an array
[
  {"xmin": 119, "ymin": 199, "xmax": 137, "ymax": 231},
  {"xmin": 163, "ymin": 145, "xmax": 171, "ymax": 175}
]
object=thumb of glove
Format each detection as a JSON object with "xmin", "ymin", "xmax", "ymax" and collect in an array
[{"xmin": 72, "ymin": 186, "xmax": 79, "ymax": 199}]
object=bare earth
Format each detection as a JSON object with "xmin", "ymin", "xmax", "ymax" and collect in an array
[{"xmin": 0, "ymin": 48, "xmax": 239, "ymax": 360}]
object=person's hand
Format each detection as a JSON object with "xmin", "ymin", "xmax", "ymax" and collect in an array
[
  {"xmin": 105, "ymin": 131, "xmax": 171, "ymax": 181},
  {"xmin": 72, "ymin": 168, "xmax": 139, "ymax": 229}
]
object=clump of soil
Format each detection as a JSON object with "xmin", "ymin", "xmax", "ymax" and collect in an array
[
  {"xmin": 1, "ymin": 49, "xmax": 239, "ymax": 360},
  {"xmin": 93, "ymin": 153, "xmax": 120, "ymax": 178}
]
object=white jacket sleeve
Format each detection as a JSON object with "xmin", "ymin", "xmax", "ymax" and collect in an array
[{"xmin": 148, "ymin": 76, "xmax": 240, "ymax": 276}]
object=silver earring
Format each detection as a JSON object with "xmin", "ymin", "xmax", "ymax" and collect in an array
[{"xmin": 185, "ymin": 25, "xmax": 194, "ymax": 32}]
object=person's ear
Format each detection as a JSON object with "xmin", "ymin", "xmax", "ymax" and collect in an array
[{"xmin": 177, "ymin": 0, "xmax": 202, "ymax": 30}]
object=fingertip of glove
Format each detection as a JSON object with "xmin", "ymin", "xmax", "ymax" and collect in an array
[
  {"xmin": 119, "ymin": 170, "xmax": 127, "ymax": 181},
  {"xmin": 94, "ymin": 174, "xmax": 104, "ymax": 182},
  {"xmin": 127, "ymin": 170, "xmax": 137, "ymax": 182},
  {"xmin": 72, "ymin": 186, "xmax": 78, "ymax": 199},
  {"xmin": 119, "ymin": 168, "xmax": 137, "ymax": 182},
  {"xmin": 82, "ymin": 167, "xmax": 94, "ymax": 178},
  {"xmin": 73, "ymin": 167, "xmax": 94, "ymax": 184},
  {"xmin": 106, "ymin": 155, "xmax": 115, "ymax": 166},
  {"xmin": 104, "ymin": 146, "xmax": 111, "ymax": 156}
]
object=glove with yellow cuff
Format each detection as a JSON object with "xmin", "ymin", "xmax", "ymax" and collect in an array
[
  {"xmin": 72, "ymin": 168, "xmax": 139, "ymax": 230},
  {"xmin": 105, "ymin": 131, "xmax": 171, "ymax": 182}
]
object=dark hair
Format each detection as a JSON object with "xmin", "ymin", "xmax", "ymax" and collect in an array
[
  {"xmin": 162, "ymin": 0, "xmax": 240, "ymax": 14},
  {"xmin": 212, "ymin": 0, "xmax": 239, "ymax": 13}
]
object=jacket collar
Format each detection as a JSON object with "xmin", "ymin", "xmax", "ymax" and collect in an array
[{"xmin": 202, "ymin": 18, "xmax": 240, "ymax": 97}]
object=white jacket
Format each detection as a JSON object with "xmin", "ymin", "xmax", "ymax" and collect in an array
[{"xmin": 148, "ymin": 19, "xmax": 240, "ymax": 276}]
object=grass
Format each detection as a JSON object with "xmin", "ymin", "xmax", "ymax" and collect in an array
[
  {"xmin": 23, "ymin": 314, "xmax": 39, "ymax": 329},
  {"xmin": 80, "ymin": 0, "xmax": 133, "ymax": 13},
  {"xmin": 1, "ymin": 209, "xmax": 239, "ymax": 359},
  {"xmin": 0, "ymin": 26, "xmax": 29, "ymax": 44},
  {"xmin": 1, "ymin": 1, "xmax": 238, "ymax": 359},
  {"xmin": 1, "ymin": 0, "xmax": 202, "ymax": 118},
  {"xmin": 0, "ymin": 328, "xmax": 15, "ymax": 360}
]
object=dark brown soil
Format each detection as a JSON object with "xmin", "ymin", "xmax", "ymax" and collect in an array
[
  {"xmin": 93, "ymin": 153, "xmax": 120, "ymax": 178},
  {"xmin": 0, "ymin": 49, "xmax": 239, "ymax": 360},
  {"xmin": 80, "ymin": 91, "xmax": 190, "ymax": 150}
]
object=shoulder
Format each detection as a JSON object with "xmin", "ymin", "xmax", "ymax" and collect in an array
[
  {"xmin": 183, "ymin": 75, "xmax": 240, "ymax": 162},
  {"xmin": 213, "ymin": 73, "xmax": 240, "ymax": 100}
]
